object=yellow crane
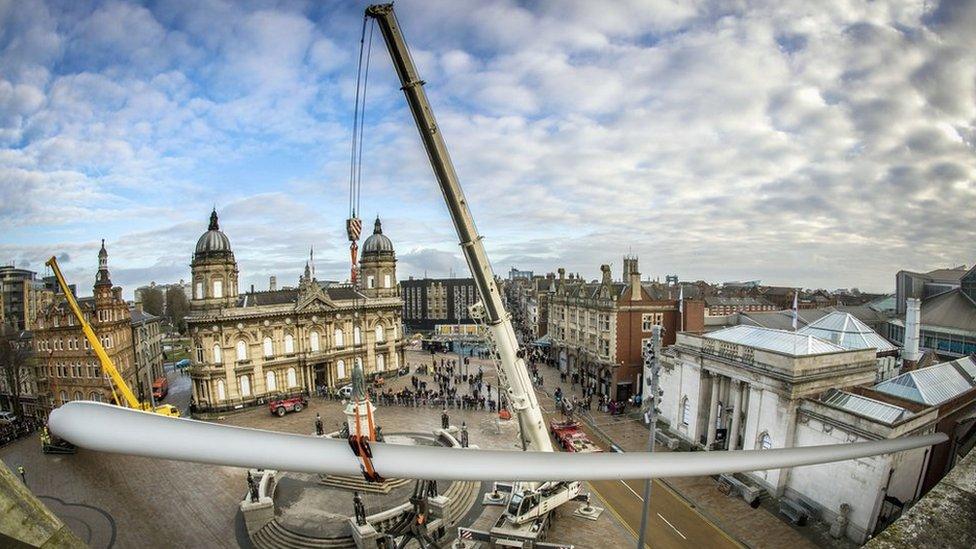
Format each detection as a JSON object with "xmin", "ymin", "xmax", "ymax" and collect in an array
[{"xmin": 45, "ymin": 256, "xmax": 180, "ymax": 417}]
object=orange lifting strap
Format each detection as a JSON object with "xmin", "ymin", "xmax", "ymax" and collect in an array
[{"xmin": 348, "ymin": 396, "xmax": 382, "ymax": 482}]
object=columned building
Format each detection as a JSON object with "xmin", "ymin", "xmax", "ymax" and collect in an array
[
  {"xmin": 659, "ymin": 325, "xmax": 943, "ymax": 543},
  {"xmin": 187, "ymin": 212, "xmax": 405, "ymax": 413}
]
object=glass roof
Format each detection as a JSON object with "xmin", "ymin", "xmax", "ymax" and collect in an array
[
  {"xmin": 874, "ymin": 357, "xmax": 976, "ymax": 406},
  {"xmin": 821, "ymin": 388, "xmax": 910, "ymax": 424},
  {"xmin": 798, "ymin": 311, "xmax": 898, "ymax": 353},
  {"xmin": 705, "ymin": 325, "xmax": 848, "ymax": 356}
]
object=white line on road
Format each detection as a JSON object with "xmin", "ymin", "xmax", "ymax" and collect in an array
[
  {"xmin": 620, "ymin": 480, "xmax": 643, "ymax": 502},
  {"xmin": 657, "ymin": 513, "xmax": 687, "ymax": 540}
]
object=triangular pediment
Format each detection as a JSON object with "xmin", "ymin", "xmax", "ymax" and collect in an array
[{"xmin": 296, "ymin": 290, "xmax": 334, "ymax": 312}]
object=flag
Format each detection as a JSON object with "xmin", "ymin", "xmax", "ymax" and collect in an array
[{"xmin": 791, "ymin": 289, "xmax": 799, "ymax": 330}]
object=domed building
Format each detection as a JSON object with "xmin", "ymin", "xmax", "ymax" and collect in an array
[
  {"xmin": 186, "ymin": 210, "xmax": 405, "ymax": 413},
  {"xmin": 360, "ymin": 216, "xmax": 398, "ymax": 299}
]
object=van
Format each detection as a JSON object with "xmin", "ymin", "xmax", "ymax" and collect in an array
[
  {"xmin": 152, "ymin": 377, "xmax": 169, "ymax": 400},
  {"xmin": 0, "ymin": 411, "xmax": 17, "ymax": 424}
]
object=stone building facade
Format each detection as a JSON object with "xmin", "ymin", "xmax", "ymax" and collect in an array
[
  {"xmin": 130, "ymin": 307, "xmax": 165, "ymax": 400},
  {"xmin": 33, "ymin": 241, "xmax": 135, "ymax": 409},
  {"xmin": 187, "ymin": 212, "xmax": 405, "ymax": 413}
]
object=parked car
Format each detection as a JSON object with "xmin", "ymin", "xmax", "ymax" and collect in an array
[
  {"xmin": 269, "ymin": 395, "xmax": 308, "ymax": 417},
  {"xmin": 0, "ymin": 411, "xmax": 17, "ymax": 424},
  {"xmin": 175, "ymin": 358, "xmax": 191, "ymax": 370}
]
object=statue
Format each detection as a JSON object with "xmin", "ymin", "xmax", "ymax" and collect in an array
[
  {"xmin": 246, "ymin": 471, "xmax": 259, "ymax": 503},
  {"xmin": 315, "ymin": 413, "xmax": 324, "ymax": 436},
  {"xmin": 353, "ymin": 491, "xmax": 367, "ymax": 526},
  {"xmin": 351, "ymin": 359, "xmax": 367, "ymax": 401}
]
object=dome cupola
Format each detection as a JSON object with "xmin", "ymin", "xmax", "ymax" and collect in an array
[
  {"xmin": 195, "ymin": 209, "xmax": 233, "ymax": 258},
  {"xmin": 362, "ymin": 217, "xmax": 394, "ymax": 256}
]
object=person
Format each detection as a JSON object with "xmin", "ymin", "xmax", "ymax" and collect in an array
[
  {"xmin": 460, "ymin": 422, "xmax": 469, "ymax": 448},
  {"xmin": 441, "ymin": 409, "xmax": 450, "ymax": 429},
  {"xmin": 247, "ymin": 471, "xmax": 259, "ymax": 503},
  {"xmin": 315, "ymin": 413, "xmax": 324, "ymax": 436}
]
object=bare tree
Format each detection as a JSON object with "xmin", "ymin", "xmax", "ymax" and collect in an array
[
  {"xmin": 165, "ymin": 287, "xmax": 190, "ymax": 334},
  {"xmin": 141, "ymin": 287, "xmax": 165, "ymax": 316},
  {"xmin": 0, "ymin": 325, "xmax": 32, "ymax": 420}
]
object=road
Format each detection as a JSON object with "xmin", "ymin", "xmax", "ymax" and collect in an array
[{"xmin": 536, "ymin": 391, "xmax": 740, "ymax": 549}]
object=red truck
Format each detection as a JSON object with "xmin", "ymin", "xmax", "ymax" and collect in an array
[
  {"xmin": 549, "ymin": 419, "xmax": 602, "ymax": 453},
  {"xmin": 269, "ymin": 395, "xmax": 308, "ymax": 417},
  {"xmin": 152, "ymin": 377, "xmax": 169, "ymax": 400}
]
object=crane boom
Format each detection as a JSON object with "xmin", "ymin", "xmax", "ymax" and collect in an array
[
  {"xmin": 44, "ymin": 256, "xmax": 179, "ymax": 416},
  {"xmin": 365, "ymin": 3, "xmax": 553, "ymax": 453},
  {"xmin": 46, "ymin": 256, "xmax": 141, "ymax": 409}
]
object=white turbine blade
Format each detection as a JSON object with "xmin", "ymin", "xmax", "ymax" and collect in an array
[{"xmin": 49, "ymin": 401, "xmax": 947, "ymax": 481}]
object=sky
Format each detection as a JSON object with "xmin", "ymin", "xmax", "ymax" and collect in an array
[{"xmin": 1, "ymin": 0, "xmax": 974, "ymax": 298}]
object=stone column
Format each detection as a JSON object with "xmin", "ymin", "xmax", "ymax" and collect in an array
[
  {"xmin": 706, "ymin": 373, "xmax": 719, "ymax": 450},
  {"xmin": 729, "ymin": 380, "xmax": 742, "ymax": 450}
]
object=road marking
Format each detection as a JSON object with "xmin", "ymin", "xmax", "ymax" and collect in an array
[
  {"xmin": 620, "ymin": 480, "xmax": 643, "ymax": 502},
  {"xmin": 657, "ymin": 513, "xmax": 688, "ymax": 540}
]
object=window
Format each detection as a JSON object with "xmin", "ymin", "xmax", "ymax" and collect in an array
[
  {"xmin": 333, "ymin": 329, "xmax": 343, "ymax": 348},
  {"xmin": 337, "ymin": 359, "xmax": 346, "ymax": 379},
  {"xmin": 236, "ymin": 340, "xmax": 247, "ymax": 361},
  {"xmin": 239, "ymin": 375, "xmax": 251, "ymax": 397},
  {"xmin": 759, "ymin": 432, "xmax": 772, "ymax": 450},
  {"xmin": 212, "ymin": 344, "xmax": 222, "ymax": 364},
  {"xmin": 195, "ymin": 282, "xmax": 203, "ymax": 299},
  {"xmin": 642, "ymin": 314, "xmax": 654, "ymax": 332},
  {"xmin": 263, "ymin": 337, "xmax": 273, "ymax": 358},
  {"xmin": 377, "ymin": 354, "xmax": 385, "ymax": 372},
  {"xmin": 367, "ymin": 275, "xmax": 375, "ymax": 289},
  {"xmin": 600, "ymin": 339, "xmax": 610, "ymax": 358},
  {"xmin": 59, "ymin": 390, "xmax": 68, "ymax": 404},
  {"xmin": 73, "ymin": 391, "xmax": 83, "ymax": 401},
  {"xmin": 310, "ymin": 331, "xmax": 320, "ymax": 352},
  {"xmin": 89, "ymin": 391, "xmax": 102, "ymax": 402},
  {"xmin": 213, "ymin": 279, "xmax": 223, "ymax": 298},
  {"xmin": 375, "ymin": 325, "xmax": 385, "ymax": 343},
  {"xmin": 266, "ymin": 371, "xmax": 277, "ymax": 392},
  {"xmin": 216, "ymin": 380, "xmax": 226, "ymax": 401},
  {"xmin": 681, "ymin": 397, "xmax": 691, "ymax": 426},
  {"xmin": 384, "ymin": 274, "xmax": 391, "ymax": 288},
  {"xmin": 286, "ymin": 367, "xmax": 297, "ymax": 388},
  {"xmin": 284, "ymin": 334, "xmax": 294, "ymax": 354},
  {"xmin": 354, "ymin": 326, "xmax": 361, "ymax": 345}
]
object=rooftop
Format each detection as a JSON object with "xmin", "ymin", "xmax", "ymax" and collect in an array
[
  {"xmin": 704, "ymin": 324, "xmax": 848, "ymax": 357},
  {"xmin": 873, "ymin": 357, "xmax": 976, "ymax": 406},
  {"xmin": 821, "ymin": 388, "xmax": 910, "ymax": 425},
  {"xmin": 798, "ymin": 311, "xmax": 898, "ymax": 353}
]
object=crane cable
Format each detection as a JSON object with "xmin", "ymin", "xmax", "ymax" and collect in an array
[{"xmin": 346, "ymin": 17, "xmax": 374, "ymax": 285}]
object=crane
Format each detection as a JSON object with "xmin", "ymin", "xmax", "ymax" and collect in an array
[
  {"xmin": 363, "ymin": 2, "xmax": 581, "ymax": 538},
  {"xmin": 45, "ymin": 256, "xmax": 180, "ymax": 417}
]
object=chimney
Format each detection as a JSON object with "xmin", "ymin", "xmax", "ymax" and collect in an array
[
  {"xmin": 903, "ymin": 297, "xmax": 922, "ymax": 367},
  {"xmin": 270, "ymin": 275, "xmax": 277, "ymax": 291},
  {"xmin": 601, "ymin": 264, "xmax": 612, "ymax": 285},
  {"xmin": 558, "ymin": 268, "xmax": 565, "ymax": 284},
  {"xmin": 250, "ymin": 284, "xmax": 255, "ymax": 294},
  {"xmin": 135, "ymin": 301, "xmax": 143, "ymax": 313},
  {"xmin": 630, "ymin": 270, "xmax": 642, "ymax": 301},
  {"xmin": 623, "ymin": 256, "xmax": 639, "ymax": 280}
]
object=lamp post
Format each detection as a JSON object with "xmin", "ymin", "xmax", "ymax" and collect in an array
[{"xmin": 636, "ymin": 325, "xmax": 662, "ymax": 549}]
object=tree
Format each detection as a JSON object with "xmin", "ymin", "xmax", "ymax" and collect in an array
[
  {"xmin": 165, "ymin": 286, "xmax": 190, "ymax": 334},
  {"xmin": 0, "ymin": 326, "xmax": 32, "ymax": 420},
  {"xmin": 141, "ymin": 287, "xmax": 165, "ymax": 317}
]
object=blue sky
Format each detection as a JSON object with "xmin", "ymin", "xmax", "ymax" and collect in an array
[{"xmin": 1, "ymin": 0, "xmax": 974, "ymax": 298}]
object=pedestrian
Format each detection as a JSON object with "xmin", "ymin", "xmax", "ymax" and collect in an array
[
  {"xmin": 315, "ymin": 413, "xmax": 324, "ymax": 436},
  {"xmin": 441, "ymin": 409, "xmax": 450, "ymax": 429}
]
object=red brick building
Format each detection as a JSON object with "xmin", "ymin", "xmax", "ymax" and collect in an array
[{"xmin": 548, "ymin": 257, "xmax": 704, "ymax": 401}]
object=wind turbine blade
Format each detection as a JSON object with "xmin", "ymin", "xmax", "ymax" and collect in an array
[{"xmin": 49, "ymin": 401, "xmax": 947, "ymax": 481}]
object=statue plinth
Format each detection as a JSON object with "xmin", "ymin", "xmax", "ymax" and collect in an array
[{"xmin": 344, "ymin": 398, "xmax": 377, "ymax": 438}]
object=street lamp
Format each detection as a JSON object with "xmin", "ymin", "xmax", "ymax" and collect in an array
[{"xmin": 636, "ymin": 325, "xmax": 662, "ymax": 549}]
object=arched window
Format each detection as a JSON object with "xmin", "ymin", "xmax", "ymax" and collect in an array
[
  {"xmin": 266, "ymin": 371, "xmax": 277, "ymax": 392},
  {"xmin": 286, "ymin": 367, "xmax": 297, "ymax": 388},
  {"xmin": 263, "ymin": 337, "xmax": 273, "ymax": 357},
  {"xmin": 334, "ymin": 328, "xmax": 344, "ymax": 348},
  {"xmin": 759, "ymin": 432, "xmax": 772, "ymax": 450},
  {"xmin": 236, "ymin": 340, "xmax": 247, "ymax": 361},
  {"xmin": 194, "ymin": 281, "xmax": 203, "ymax": 299},
  {"xmin": 284, "ymin": 334, "xmax": 294, "ymax": 354},
  {"xmin": 73, "ymin": 391, "xmax": 83, "ymax": 401},
  {"xmin": 239, "ymin": 375, "xmax": 251, "ymax": 397},
  {"xmin": 337, "ymin": 360, "xmax": 346, "ymax": 379},
  {"xmin": 377, "ymin": 354, "xmax": 385, "ymax": 372},
  {"xmin": 310, "ymin": 331, "xmax": 320, "ymax": 352},
  {"xmin": 89, "ymin": 391, "xmax": 101, "ymax": 402},
  {"xmin": 216, "ymin": 380, "xmax": 226, "ymax": 401},
  {"xmin": 212, "ymin": 344, "xmax": 222, "ymax": 364},
  {"xmin": 367, "ymin": 275, "xmax": 375, "ymax": 289},
  {"xmin": 213, "ymin": 279, "xmax": 223, "ymax": 298},
  {"xmin": 681, "ymin": 396, "xmax": 691, "ymax": 426},
  {"xmin": 375, "ymin": 325, "xmax": 385, "ymax": 343},
  {"xmin": 59, "ymin": 390, "xmax": 68, "ymax": 404},
  {"xmin": 354, "ymin": 326, "xmax": 362, "ymax": 345},
  {"xmin": 384, "ymin": 274, "xmax": 391, "ymax": 288}
]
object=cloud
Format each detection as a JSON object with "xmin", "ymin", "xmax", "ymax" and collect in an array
[{"xmin": 1, "ymin": 0, "xmax": 974, "ymax": 297}]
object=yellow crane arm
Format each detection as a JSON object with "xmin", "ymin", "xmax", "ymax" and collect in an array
[{"xmin": 45, "ymin": 256, "xmax": 142, "ymax": 410}]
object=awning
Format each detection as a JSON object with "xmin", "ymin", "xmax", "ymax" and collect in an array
[{"xmin": 532, "ymin": 335, "xmax": 552, "ymax": 347}]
